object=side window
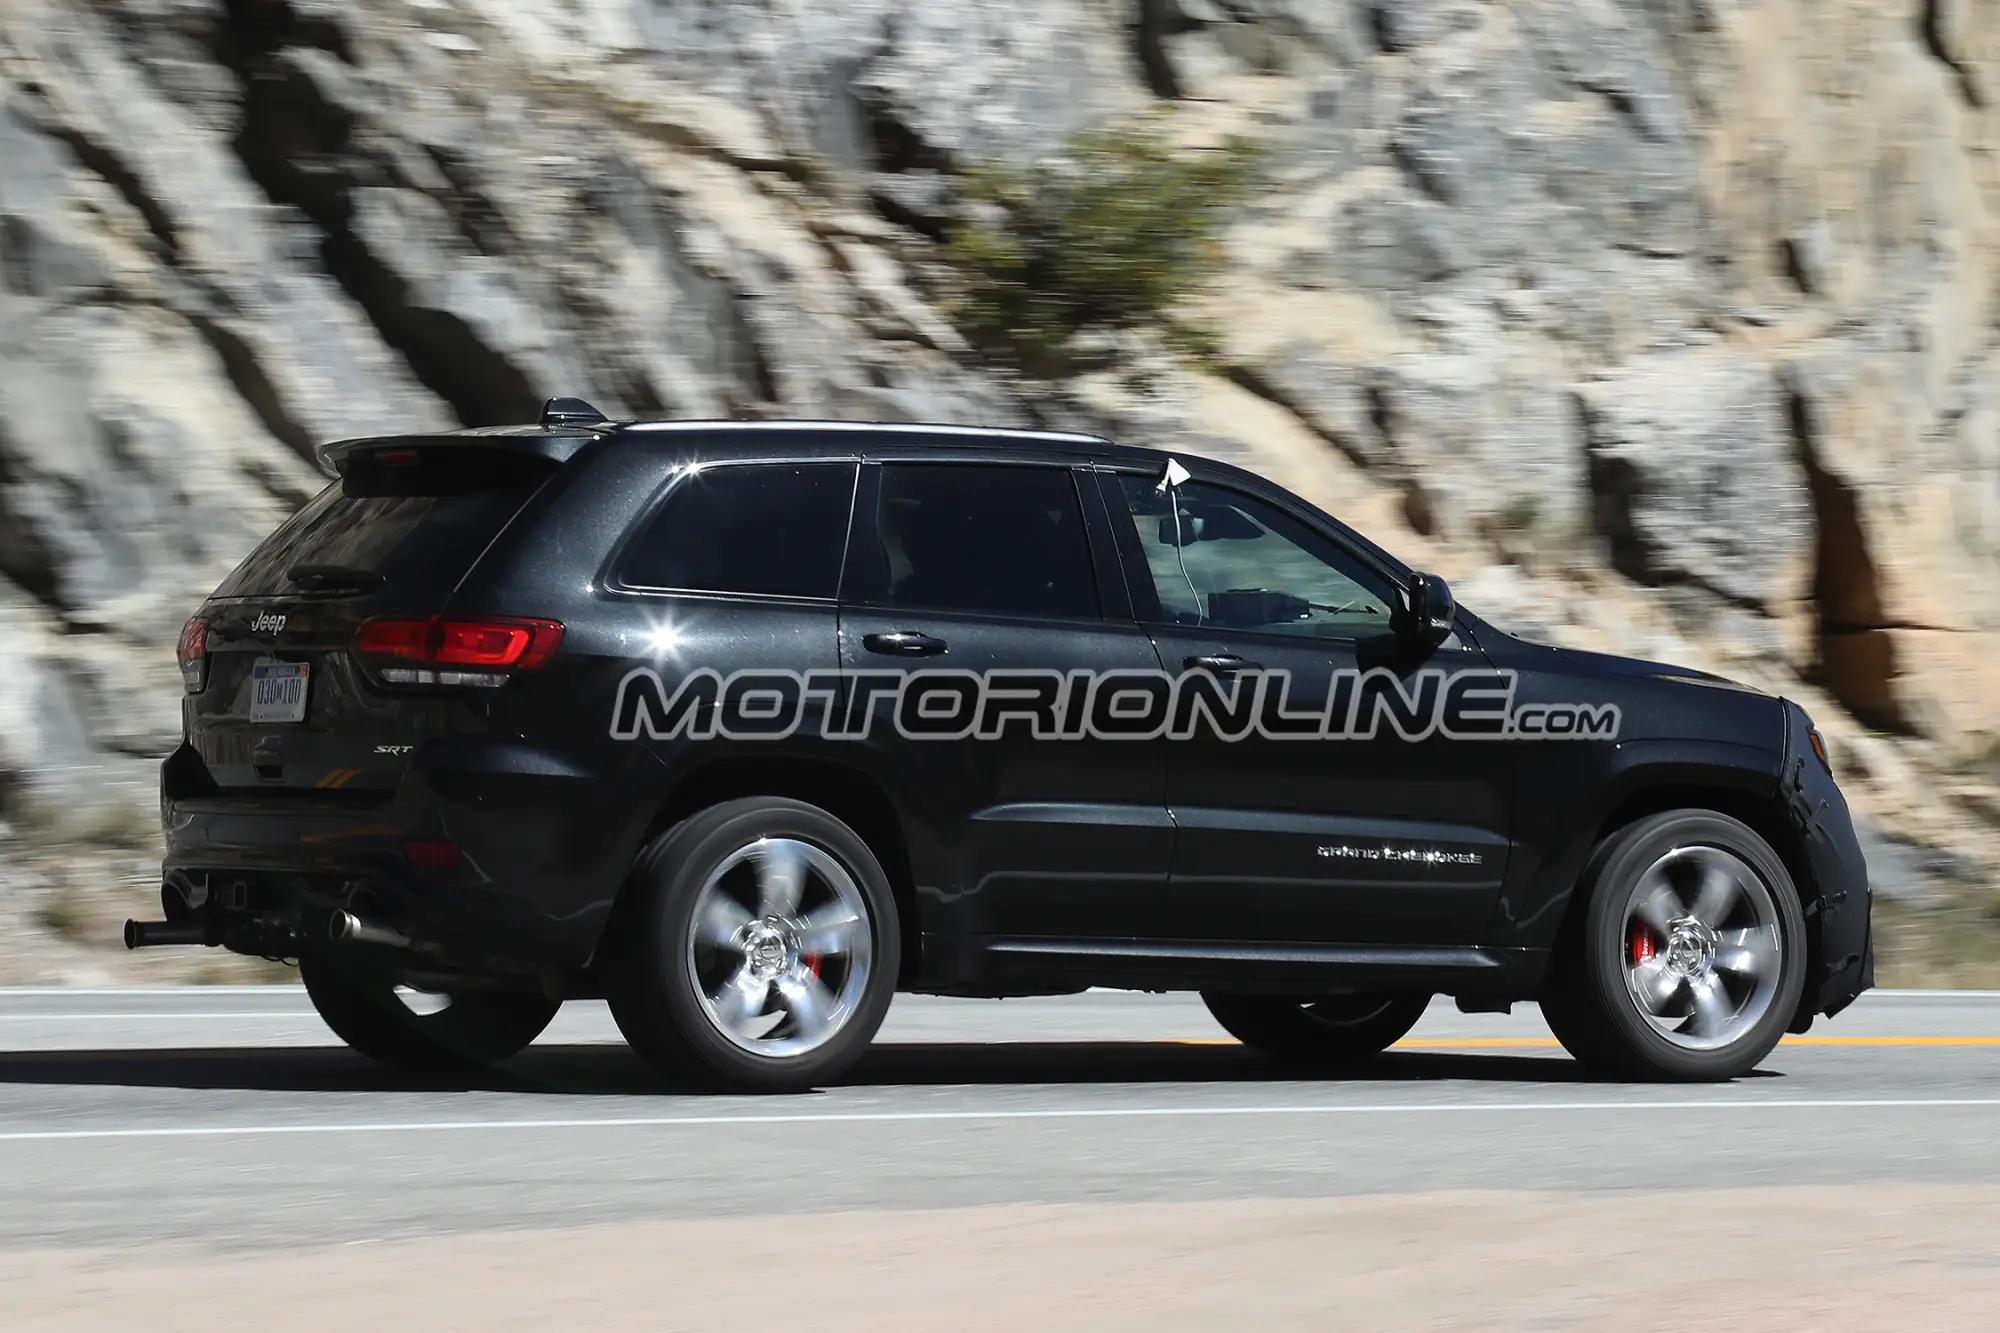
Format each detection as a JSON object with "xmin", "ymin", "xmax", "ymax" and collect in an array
[
  {"xmin": 1111, "ymin": 474, "xmax": 1395, "ymax": 639},
  {"xmin": 619, "ymin": 462, "xmax": 856, "ymax": 598},
  {"xmin": 847, "ymin": 463, "xmax": 1101, "ymax": 620}
]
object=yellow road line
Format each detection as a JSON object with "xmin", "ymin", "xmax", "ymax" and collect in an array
[
  {"xmin": 1171, "ymin": 1037, "xmax": 1556, "ymax": 1049},
  {"xmin": 1780, "ymin": 1035, "xmax": 2000, "ymax": 1047},
  {"xmin": 1173, "ymin": 1036, "xmax": 2000, "ymax": 1049},
  {"xmin": 1394, "ymin": 1036, "xmax": 2000, "ymax": 1049}
]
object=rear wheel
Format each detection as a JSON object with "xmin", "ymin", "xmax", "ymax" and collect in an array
[
  {"xmin": 1542, "ymin": 810, "xmax": 1805, "ymax": 1081},
  {"xmin": 299, "ymin": 950, "xmax": 558, "ymax": 1071},
  {"xmin": 605, "ymin": 797, "xmax": 901, "ymax": 1094},
  {"xmin": 1200, "ymin": 991, "xmax": 1431, "ymax": 1062}
]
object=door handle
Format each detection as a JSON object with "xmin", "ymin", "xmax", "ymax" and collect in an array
[
  {"xmin": 863, "ymin": 631, "xmax": 949, "ymax": 657},
  {"xmin": 1183, "ymin": 654, "xmax": 1262, "ymax": 674}
]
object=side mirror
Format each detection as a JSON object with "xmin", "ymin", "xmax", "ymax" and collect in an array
[{"xmin": 1394, "ymin": 572, "xmax": 1455, "ymax": 646}]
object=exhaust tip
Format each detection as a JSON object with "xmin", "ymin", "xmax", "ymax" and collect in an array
[
  {"xmin": 327, "ymin": 910, "xmax": 412, "ymax": 951},
  {"xmin": 123, "ymin": 919, "xmax": 210, "ymax": 949}
]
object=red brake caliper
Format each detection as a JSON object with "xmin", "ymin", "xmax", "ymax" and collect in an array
[
  {"xmin": 1629, "ymin": 923, "xmax": 1658, "ymax": 965},
  {"xmin": 805, "ymin": 954, "xmax": 824, "ymax": 979}
]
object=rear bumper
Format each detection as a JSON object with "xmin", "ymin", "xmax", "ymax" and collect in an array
[
  {"xmin": 158, "ymin": 738, "xmax": 655, "ymax": 971},
  {"xmin": 161, "ymin": 798, "xmax": 569, "ymax": 971}
]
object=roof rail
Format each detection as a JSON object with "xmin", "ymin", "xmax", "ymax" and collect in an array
[{"xmin": 619, "ymin": 419, "xmax": 1110, "ymax": 446}]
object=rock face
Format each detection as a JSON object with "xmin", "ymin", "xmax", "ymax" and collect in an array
[
  {"xmin": 1578, "ymin": 349, "xmax": 1810, "ymax": 616},
  {"xmin": 0, "ymin": 0, "xmax": 1997, "ymax": 919}
]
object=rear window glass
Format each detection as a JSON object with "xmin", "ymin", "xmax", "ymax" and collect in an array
[
  {"xmin": 211, "ymin": 448, "xmax": 558, "ymax": 599},
  {"xmin": 618, "ymin": 462, "xmax": 857, "ymax": 599}
]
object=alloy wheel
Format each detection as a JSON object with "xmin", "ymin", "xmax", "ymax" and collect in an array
[
  {"xmin": 1619, "ymin": 845, "xmax": 1783, "ymax": 1053},
  {"xmin": 685, "ymin": 836, "xmax": 874, "ymax": 1059}
]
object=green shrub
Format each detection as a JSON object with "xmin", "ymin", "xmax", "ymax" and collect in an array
[
  {"xmin": 1497, "ymin": 495, "xmax": 1543, "ymax": 533},
  {"xmin": 34, "ymin": 888, "xmax": 94, "ymax": 943},
  {"xmin": 943, "ymin": 120, "xmax": 1261, "ymax": 373}
]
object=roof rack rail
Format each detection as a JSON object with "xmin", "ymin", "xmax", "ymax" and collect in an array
[
  {"xmin": 618, "ymin": 420, "xmax": 1111, "ymax": 446},
  {"xmin": 540, "ymin": 397, "xmax": 609, "ymax": 429}
]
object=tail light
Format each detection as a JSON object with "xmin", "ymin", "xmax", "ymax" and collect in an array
[
  {"xmin": 434, "ymin": 621, "xmax": 560, "ymax": 667},
  {"xmin": 403, "ymin": 840, "xmax": 463, "ymax": 869},
  {"xmin": 352, "ymin": 616, "xmax": 564, "ymax": 686},
  {"xmin": 176, "ymin": 618, "xmax": 208, "ymax": 693}
]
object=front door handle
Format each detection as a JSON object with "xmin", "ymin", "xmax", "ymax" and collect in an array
[
  {"xmin": 1183, "ymin": 654, "xmax": 1262, "ymax": 674},
  {"xmin": 863, "ymin": 631, "xmax": 949, "ymax": 657}
]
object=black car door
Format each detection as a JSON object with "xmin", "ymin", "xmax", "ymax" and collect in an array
[
  {"xmin": 837, "ymin": 458, "xmax": 1172, "ymax": 944},
  {"xmin": 1095, "ymin": 466, "xmax": 1513, "ymax": 947}
]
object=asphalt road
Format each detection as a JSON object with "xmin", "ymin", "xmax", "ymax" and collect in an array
[{"xmin": 1, "ymin": 986, "xmax": 1997, "ymax": 1253}]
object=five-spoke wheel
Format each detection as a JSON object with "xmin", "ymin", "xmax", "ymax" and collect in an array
[
  {"xmin": 1542, "ymin": 810, "xmax": 1805, "ymax": 1081},
  {"xmin": 686, "ymin": 836, "xmax": 874, "ymax": 1060},
  {"xmin": 1620, "ymin": 845, "xmax": 1785, "ymax": 1052},
  {"xmin": 607, "ymin": 797, "xmax": 900, "ymax": 1093}
]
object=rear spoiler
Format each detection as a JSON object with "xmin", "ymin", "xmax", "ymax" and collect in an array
[{"xmin": 314, "ymin": 428, "xmax": 604, "ymax": 479}]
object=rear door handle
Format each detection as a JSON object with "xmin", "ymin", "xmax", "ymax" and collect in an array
[
  {"xmin": 863, "ymin": 631, "xmax": 949, "ymax": 657},
  {"xmin": 1183, "ymin": 654, "xmax": 1262, "ymax": 674}
]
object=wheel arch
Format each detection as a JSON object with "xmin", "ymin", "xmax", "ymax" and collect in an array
[
  {"xmin": 1589, "ymin": 784, "xmax": 1811, "ymax": 898},
  {"xmin": 610, "ymin": 756, "xmax": 922, "ymax": 985},
  {"xmin": 1539, "ymin": 773, "xmax": 1823, "ymax": 1030}
]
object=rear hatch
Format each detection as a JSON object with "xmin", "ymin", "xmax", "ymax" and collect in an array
[{"xmin": 182, "ymin": 438, "xmax": 571, "ymax": 799}]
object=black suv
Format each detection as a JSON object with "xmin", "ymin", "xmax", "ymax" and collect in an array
[{"xmin": 137, "ymin": 399, "xmax": 1872, "ymax": 1090}]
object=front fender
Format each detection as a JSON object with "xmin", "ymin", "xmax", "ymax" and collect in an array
[{"xmin": 1489, "ymin": 738, "xmax": 1786, "ymax": 954}]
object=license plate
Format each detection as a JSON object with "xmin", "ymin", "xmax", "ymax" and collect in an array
[{"xmin": 249, "ymin": 661, "xmax": 309, "ymax": 724}]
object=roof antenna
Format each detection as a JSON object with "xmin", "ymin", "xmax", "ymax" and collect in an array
[{"xmin": 540, "ymin": 397, "xmax": 609, "ymax": 429}]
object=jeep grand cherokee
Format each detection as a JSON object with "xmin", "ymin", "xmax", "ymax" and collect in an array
[{"xmin": 132, "ymin": 398, "xmax": 1873, "ymax": 1091}]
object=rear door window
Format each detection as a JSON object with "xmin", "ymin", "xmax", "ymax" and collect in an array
[
  {"xmin": 846, "ymin": 463, "xmax": 1101, "ymax": 620},
  {"xmin": 617, "ymin": 462, "xmax": 858, "ymax": 599},
  {"xmin": 211, "ymin": 448, "xmax": 558, "ymax": 601}
]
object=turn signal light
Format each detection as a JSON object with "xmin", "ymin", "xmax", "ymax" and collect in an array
[{"xmin": 1808, "ymin": 728, "xmax": 1832, "ymax": 775}]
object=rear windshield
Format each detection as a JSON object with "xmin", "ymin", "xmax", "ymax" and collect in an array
[{"xmin": 211, "ymin": 449, "xmax": 558, "ymax": 600}]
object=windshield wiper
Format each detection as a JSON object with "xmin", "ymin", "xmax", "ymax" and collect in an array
[{"xmin": 286, "ymin": 562, "xmax": 385, "ymax": 592}]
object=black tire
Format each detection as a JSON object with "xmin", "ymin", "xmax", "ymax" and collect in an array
[
  {"xmin": 1200, "ymin": 991, "xmax": 1431, "ymax": 1062},
  {"xmin": 299, "ymin": 950, "xmax": 558, "ymax": 1072},
  {"xmin": 1541, "ymin": 810, "xmax": 1806, "ymax": 1081},
  {"xmin": 1537, "ymin": 966, "xmax": 1622, "ymax": 1071},
  {"xmin": 605, "ymin": 797, "xmax": 901, "ymax": 1094}
]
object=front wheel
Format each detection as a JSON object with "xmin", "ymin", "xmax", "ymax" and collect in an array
[
  {"xmin": 299, "ymin": 951, "xmax": 558, "ymax": 1071},
  {"xmin": 1200, "ymin": 991, "xmax": 1431, "ymax": 1062},
  {"xmin": 605, "ymin": 797, "xmax": 901, "ymax": 1094},
  {"xmin": 1541, "ymin": 810, "xmax": 1806, "ymax": 1081}
]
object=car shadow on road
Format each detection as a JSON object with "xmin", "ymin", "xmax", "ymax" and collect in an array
[{"xmin": 0, "ymin": 1041, "xmax": 1775, "ymax": 1096}]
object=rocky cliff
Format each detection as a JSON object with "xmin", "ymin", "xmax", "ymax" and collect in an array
[{"xmin": 2, "ymin": 0, "xmax": 1997, "ymax": 980}]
